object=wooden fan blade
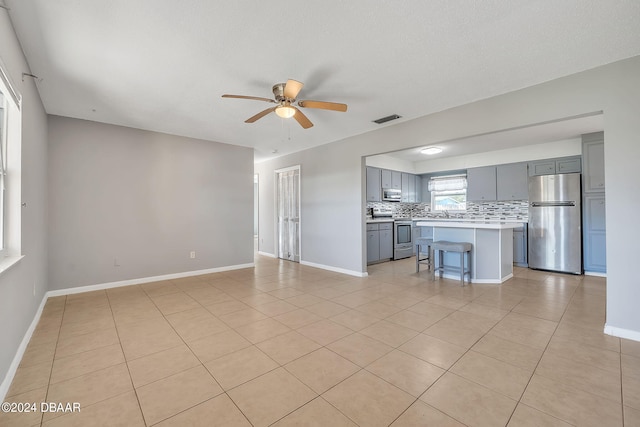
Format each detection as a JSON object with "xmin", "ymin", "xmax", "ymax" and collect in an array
[
  {"xmin": 245, "ymin": 107, "xmax": 277, "ymax": 123},
  {"xmin": 298, "ymin": 100, "xmax": 348, "ymax": 112},
  {"xmin": 293, "ymin": 107, "xmax": 313, "ymax": 129},
  {"xmin": 283, "ymin": 79, "xmax": 304, "ymax": 100},
  {"xmin": 222, "ymin": 94, "xmax": 276, "ymax": 103}
]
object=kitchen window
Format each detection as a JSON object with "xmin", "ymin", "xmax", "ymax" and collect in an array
[{"xmin": 428, "ymin": 175, "xmax": 467, "ymax": 212}]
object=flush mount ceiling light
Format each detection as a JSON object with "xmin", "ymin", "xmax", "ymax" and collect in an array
[
  {"xmin": 421, "ymin": 146, "xmax": 443, "ymax": 155},
  {"xmin": 275, "ymin": 105, "xmax": 296, "ymax": 119}
]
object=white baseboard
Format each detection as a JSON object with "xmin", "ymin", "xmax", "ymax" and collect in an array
[
  {"xmin": 435, "ymin": 272, "xmax": 512, "ymax": 284},
  {"xmin": 47, "ymin": 263, "xmax": 255, "ymax": 297},
  {"xmin": 0, "ymin": 262, "xmax": 254, "ymax": 400},
  {"xmin": 299, "ymin": 260, "xmax": 368, "ymax": 277},
  {"xmin": 584, "ymin": 271, "xmax": 607, "ymax": 277},
  {"xmin": 0, "ymin": 294, "xmax": 48, "ymax": 401},
  {"xmin": 257, "ymin": 251, "xmax": 277, "ymax": 258},
  {"xmin": 604, "ymin": 324, "xmax": 640, "ymax": 342}
]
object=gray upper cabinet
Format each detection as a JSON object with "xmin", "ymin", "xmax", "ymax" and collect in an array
[
  {"xmin": 528, "ymin": 156, "xmax": 581, "ymax": 176},
  {"xmin": 496, "ymin": 163, "xmax": 528, "ymax": 200},
  {"xmin": 370, "ymin": 167, "xmax": 420, "ymax": 203},
  {"xmin": 528, "ymin": 160, "xmax": 556, "ymax": 176},
  {"xmin": 467, "ymin": 166, "xmax": 497, "ymax": 201},
  {"xmin": 381, "ymin": 169, "xmax": 401, "ymax": 189},
  {"xmin": 556, "ymin": 157, "xmax": 581, "ymax": 174},
  {"xmin": 408, "ymin": 174, "xmax": 416, "ymax": 202},
  {"xmin": 391, "ymin": 171, "xmax": 402, "ymax": 189},
  {"xmin": 381, "ymin": 169, "xmax": 392, "ymax": 189},
  {"xmin": 582, "ymin": 133, "xmax": 605, "ymax": 192},
  {"xmin": 420, "ymin": 176, "xmax": 430, "ymax": 203},
  {"xmin": 366, "ymin": 167, "xmax": 381, "ymax": 202},
  {"xmin": 401, "ymin": 173, "xmax": 410, "ymax": 202}
]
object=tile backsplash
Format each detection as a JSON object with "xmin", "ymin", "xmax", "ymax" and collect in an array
[{"xmin": 368, "ymin": 200, "xmax": 528, "ymax": 221}]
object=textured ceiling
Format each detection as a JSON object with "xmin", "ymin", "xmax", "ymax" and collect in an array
[{"xmin": 5, "ymin": 1, "xmax": 640, "ymax": 162}]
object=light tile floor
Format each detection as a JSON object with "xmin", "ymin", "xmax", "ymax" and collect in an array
[{"xmin": 3, "ymin": 255, "xmax": 639, "ymax": 426}]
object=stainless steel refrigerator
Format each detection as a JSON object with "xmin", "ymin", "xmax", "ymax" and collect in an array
[{"xmin": 528, "ymin": 173, "xmax": 582, "ymax": 274}]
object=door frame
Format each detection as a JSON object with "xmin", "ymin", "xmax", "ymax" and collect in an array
[{"xmin": 274, "ymin": 165, "xmax": 302, "ymax": 262}]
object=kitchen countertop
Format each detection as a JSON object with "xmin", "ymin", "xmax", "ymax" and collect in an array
[
  {"xmin": 415, "ymin": 220, "xmax": 523, "ymax": 230},
  {"xmin": 367, "ymin": 218, "xmax": 527, "ymax": 226},
  {"xmin": 412, "ymin": 217, "xmax": 527, "ymax": 223}
]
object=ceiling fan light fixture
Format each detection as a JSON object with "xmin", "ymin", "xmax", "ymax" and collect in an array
[
  {"xmin": 421, "ymin": 146, "xmax": 443, "ymax": 155},
  {"xmin": 275, "ymin": 105, "xmax": 296, "ymax": 119}
]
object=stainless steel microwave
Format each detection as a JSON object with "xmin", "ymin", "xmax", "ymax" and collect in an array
[{"xmin": 382, "ymin": 188, "xmax": 401, "ymax": 202}]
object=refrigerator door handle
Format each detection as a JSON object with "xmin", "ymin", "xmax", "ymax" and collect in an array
[{"xmin": 530, "ymin": 201, "xmax": 576, "ymax": 207}]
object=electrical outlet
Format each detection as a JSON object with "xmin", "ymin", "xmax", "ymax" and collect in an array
[
  {"xmin": 114, "ymin": 258, "xmax": 120, "ymax": 267},
  {"xmin": 190, "ymin": 251, "xmax": 196, "ymax": 259}
]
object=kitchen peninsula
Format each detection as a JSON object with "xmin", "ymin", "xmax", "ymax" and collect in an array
[{"xmin": 416, "ymin": 220, "xmax": 522, "ymax": 283}]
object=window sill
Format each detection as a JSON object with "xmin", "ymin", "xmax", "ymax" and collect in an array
[{"xmin": 0, "ymin": 255, "xmax": 24, "ymax": 277}]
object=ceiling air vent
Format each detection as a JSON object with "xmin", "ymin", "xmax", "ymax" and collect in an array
[{"xmin": 373, "ymin": 114, "xmax": 401, "ymax": 124}]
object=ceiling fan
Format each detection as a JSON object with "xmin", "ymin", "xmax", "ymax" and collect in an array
[{"xmin": 222, "ymin": 79, "xmax": 347, "ymax": 129}]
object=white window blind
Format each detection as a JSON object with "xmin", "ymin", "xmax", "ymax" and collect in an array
[{"xmin": 428, "ymin": 175, "xmax": 467, "ymax": 192}]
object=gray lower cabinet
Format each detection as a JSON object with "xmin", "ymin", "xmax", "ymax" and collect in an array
[
  {"xmin": 467, "ymin": 166, "xmax": 497, "ymax": 201},
  {"xmin": 583, "ymin": 194, "xmax": 606, "ymax": 273},
  {"xmin": 497, "ymin": 163, "xmax": 528, "ymax": 200},
  {"xmin": 366, "ymin": 167, "xmax": 381, "ymax": 202},
  {"xmin": 366, "ymin": 227, "xmax": 380, "ymax": 264},
  {"xmin": 367, "ymin": 223, "xmax": 393, "ymax": 264},
  {"xmin": 380, "ymin": 226, "xmax": 394, "ymax": 260},
  {"xmin": 513, "ymin": 225, "xmax": 528, "ymax": 267}
]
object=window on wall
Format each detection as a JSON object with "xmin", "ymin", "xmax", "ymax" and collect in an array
[
  {"xmin": 0, "ymin": 61, "xmax": 22, "ymax": 261},
  {"xmin": 0, "ymin": 93, "xmax": 5, "ymax": 254},
  {"xmin": 429, "ymin": 175, "xmax": 467, "ymax": 212}
]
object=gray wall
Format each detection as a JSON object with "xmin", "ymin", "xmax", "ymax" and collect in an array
[
  {"xmin": 257, "ymin": 56, "xmax": 640, "ymax": 337},
  {"xmin": 0, "ymin": 12, "xmax": 49, "ymax": 387},
  {"xmin": 255, "ymin": 145, "xmax": 363, "ymax": 272},
  {"xmin": 48, "ymin": 116, "xmax": 254, "ymax": 290}
]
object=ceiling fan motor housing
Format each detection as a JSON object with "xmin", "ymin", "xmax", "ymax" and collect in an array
[{"xmin": 272, "ymin": 83, "xmax": 289, "ymax": 102}]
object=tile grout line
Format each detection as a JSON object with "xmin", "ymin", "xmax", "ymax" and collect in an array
[
  {"xmin": 105, "ymin": 286, "xmax": 150, "ymax": 427},
  {"xmin": 38, "ymin": 294, "xmax": 67, "ymax": 427},
  {"xmin": 503, "ymin": 273, "xmax": 582, "ymax": 426}
]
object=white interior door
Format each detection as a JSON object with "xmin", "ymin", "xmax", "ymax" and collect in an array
[{"xmin": 276, "ymin": 167, "xmax": 300, "ymax": 262}]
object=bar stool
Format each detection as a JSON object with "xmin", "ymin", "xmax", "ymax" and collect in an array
[
  {"xmin": 415, "ymin": 237, "xmax": 433, "ymax": 273},
  {"xmin": 431, "ymin": 241, "xmax": 472, "ymax": 286}
]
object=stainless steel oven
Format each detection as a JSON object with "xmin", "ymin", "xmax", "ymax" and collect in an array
[{"xmin": 394, "ymin": 220, "xmax": 413, "ymax": 260}]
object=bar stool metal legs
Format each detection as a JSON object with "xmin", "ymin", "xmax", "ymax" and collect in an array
[{"xmin": 415, "ymin": 237, "xmax": 434, "ymax": 273}]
